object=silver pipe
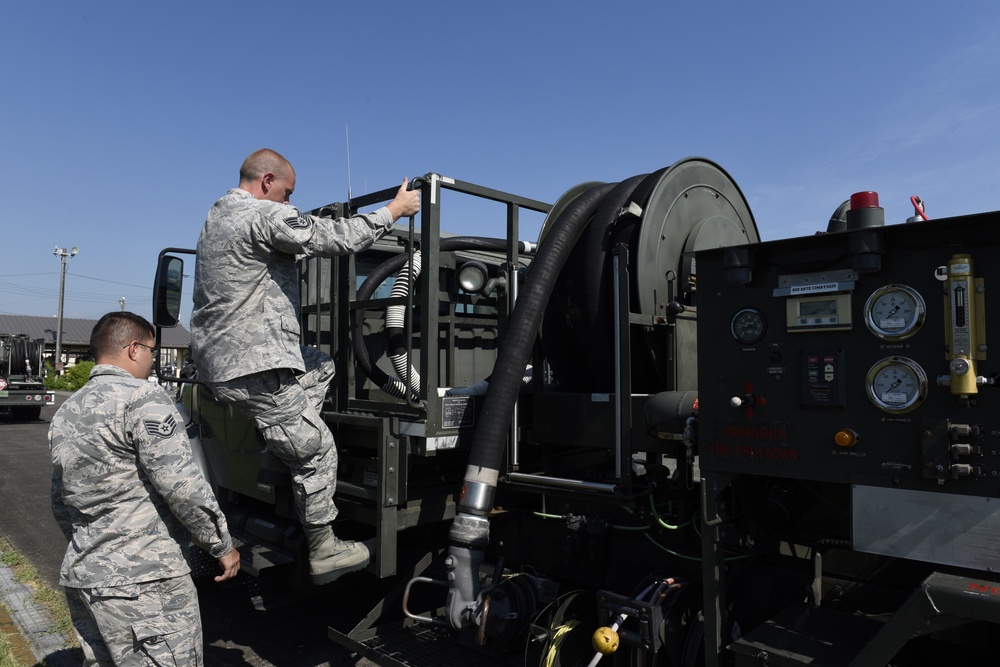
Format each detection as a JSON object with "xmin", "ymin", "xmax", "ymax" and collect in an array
[
  {"xmin": 612, "ymin": 252, "xmax": 623, "ymax": 479},
  {"xmin": 507, "ymin": 472, "xmax": 618, "ymax": 494}
]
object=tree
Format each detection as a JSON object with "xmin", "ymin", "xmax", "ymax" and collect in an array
[{"xmin": 44, "ymin": 361, "xmax": 94, "ymax": 391}]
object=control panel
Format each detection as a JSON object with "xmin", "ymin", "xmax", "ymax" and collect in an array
[{"xmin": 696, "ymin": 212, "xmax": 999, "ymax": 496}]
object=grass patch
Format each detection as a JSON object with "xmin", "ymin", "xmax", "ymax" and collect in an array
[
  {"xmin": 0, "ymin": 608, "xmax": 36, "ymax": 667},
  {"xmin": 0, "ymin": 536, "xmax": 80, "ymax": 661}
]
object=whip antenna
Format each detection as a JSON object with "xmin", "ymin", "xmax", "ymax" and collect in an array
[{"xmin": 345, "ymin": 123, "xmax": 353, "ymax": 210}]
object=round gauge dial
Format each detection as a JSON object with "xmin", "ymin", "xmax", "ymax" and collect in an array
[
  {"xmin": 864, "ymin": 284, "xmax": 926, "ymax": 340},
  {"xmin": 730, "ymin": 308, "xmax": 767, "ymax": 345},
  {"xmin": 865, "ymin": 356, "xmax": 928, "ymax": 414}
]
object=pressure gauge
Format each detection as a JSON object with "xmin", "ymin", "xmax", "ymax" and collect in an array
[
  {"xmin": 865, "ymin": 356, "xmax": 928, "ymax": 414},
  {"xmin": 731, "ymin": 308, "xmax": 767, "ymax": 345},
  {"xmin": 864, "ymin": 284, "xmax": 926, "ymax": 340}
]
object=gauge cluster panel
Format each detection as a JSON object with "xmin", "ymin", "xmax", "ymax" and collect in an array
[{"xmin": 696, "ymin": 212, "xmax": 1000, "ymax": 494}]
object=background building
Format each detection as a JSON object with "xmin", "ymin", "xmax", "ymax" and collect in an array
[{"xmin": 0, "ymin": 314, "xmax": 190, "ymax": 374}]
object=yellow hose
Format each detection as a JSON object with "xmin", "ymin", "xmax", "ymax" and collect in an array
[{"xmin": 541, "ymin": 620, "xmax": 580, "ymax": 667}]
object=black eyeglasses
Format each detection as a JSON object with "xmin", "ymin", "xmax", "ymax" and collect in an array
[{"xmin": 124, "ymin": 342, "xmax": 158, "ymax": 355}]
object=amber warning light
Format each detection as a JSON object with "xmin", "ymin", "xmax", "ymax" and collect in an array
[{"xmin": 834, "ymin": 429, "xmax": 859, "ymax": 447}]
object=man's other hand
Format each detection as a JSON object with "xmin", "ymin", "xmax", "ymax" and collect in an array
[{"xmin": 215, "ymin": 548, "xmax": 241, "ymax": 582}]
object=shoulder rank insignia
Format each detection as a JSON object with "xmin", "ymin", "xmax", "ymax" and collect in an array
[
  {"xmin": 283, "ymin": 215, "xmax": 311, "ymax": 230},
  {"xmin": 144, "ymin": 414, "xmax": 177, "ymax": 438}
]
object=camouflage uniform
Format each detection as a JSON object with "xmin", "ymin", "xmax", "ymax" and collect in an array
[
  {"xmin": 50, "ymin": 364, "xmax": 233, "ymax": 666},
  {"xmin": 190, "ymin": 188, "xmax": 394, "ymax": 528}
]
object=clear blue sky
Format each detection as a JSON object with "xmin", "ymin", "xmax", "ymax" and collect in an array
[{"xmin": 3, "ymin": 1, "xmax": 999, "ymax": 326}]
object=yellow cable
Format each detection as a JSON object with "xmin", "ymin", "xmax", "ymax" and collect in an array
[{"xmin": 542, "ymin": 620, "xmax": 580, "ymax": 667}]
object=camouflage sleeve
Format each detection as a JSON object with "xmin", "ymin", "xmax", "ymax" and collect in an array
[
  {"xmin": 127, "ymin": 384, "xmax": 234, "ymax": 559},
  {"xmin": 50, "ymin": 466, "xmax": 73, "ymax": 541},
  {"xmin": 254, "ymin": 200, "xmax": 395, "ymax": 257}
]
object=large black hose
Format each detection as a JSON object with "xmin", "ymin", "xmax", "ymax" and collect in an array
[
  {"xmin": 444, "ymin": 183, "xmax": 618, "ymax": 631},
  {"xmin": 542, "ymin": 174, "xmax": 647, "ymax": 391},
  {"xmin": 462, "ymin": 182, "xmax": 616, "ymax": 484}
]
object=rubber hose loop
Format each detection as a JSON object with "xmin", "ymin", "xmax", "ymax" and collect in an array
[
  {"xmin": 463, "ymin": 182, "xmax": 617, "ymax": 476},
  {"xmin": 353, "ymin": 237, "xmax": 514, "ymax": 395}
]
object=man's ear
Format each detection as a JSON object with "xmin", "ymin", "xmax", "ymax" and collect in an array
[
  {"xmin": 123, "ymin": 342, "xmax": 138, "ymax": 363},
  {"xmin": 261, "ymin": 173, "xmax": 274, "ymax": 194}
]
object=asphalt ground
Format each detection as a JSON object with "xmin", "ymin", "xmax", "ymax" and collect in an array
[{"xmin": 0, "ymin": 391, "xmax": 379, "ymax": 667}]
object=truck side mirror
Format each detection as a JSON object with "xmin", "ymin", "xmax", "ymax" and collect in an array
[{"xmin": 153, "ymin": 254, "xmax": 184, "ymax": 327}]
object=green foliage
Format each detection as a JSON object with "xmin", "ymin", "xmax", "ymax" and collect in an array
[
  {"xmin": 44, "ymin": 361, "xmax": 94, "ymax": 391},
  {"xmin": 0, "ymin": 632, "xmax": 21, "ymax": 667},
  {"xmin": 42, "ymin": 362, "xmax": 56, "ymax": 389}
]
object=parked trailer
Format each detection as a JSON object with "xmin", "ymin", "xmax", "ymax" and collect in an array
[{"xmin": 0, "ymin": 333, "xmax": 54, "ymax": 421}]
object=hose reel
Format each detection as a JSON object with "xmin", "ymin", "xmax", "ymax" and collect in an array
[{"xmin": 539, "ymin": 157, "xmax": 759, "ymax": 393}]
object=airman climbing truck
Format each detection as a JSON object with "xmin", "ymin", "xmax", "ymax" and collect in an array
[{"xmin": 154, "ymin": 159, "xmax": 1000, "ymax": 666}]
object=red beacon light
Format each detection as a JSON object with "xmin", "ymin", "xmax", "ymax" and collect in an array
[
  {"xmin": 847, "ymin": 190, "xmax": 885, "ymax": 230},
  {"xmin": 851, "ymin": 191, "xmax": 879, "ymax": 210}
]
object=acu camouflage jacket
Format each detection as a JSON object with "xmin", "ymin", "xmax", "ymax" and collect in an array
[
  {"xmin": 50, "ymin": 365, "xmax": 233, "ymax": 588},
  {"xmin": 190, "ymin": 188, "xmax": 394, "ymax": 384}
]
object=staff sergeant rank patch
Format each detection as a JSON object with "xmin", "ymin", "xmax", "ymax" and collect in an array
[
  {"xmin": 283, "ymin": 215, "xmax": 311, "ymax": 230},
  {"xmin": 144, "ymin": 414, "xmax": 177, "ymax": 438}
]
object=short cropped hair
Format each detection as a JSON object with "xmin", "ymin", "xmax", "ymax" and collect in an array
[
  {"xmin": 239, "ymin": 148, "xmax": 292, "ymax": 184},
  {"xmin": 91, "ymin": 311, "xmax": 155, "ymax": 361}
]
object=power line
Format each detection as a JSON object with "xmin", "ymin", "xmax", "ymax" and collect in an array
[
  {"xmin": 68, "ymin": 272, "xmax": 153, "ymax": 290},
  {"xmin": 0, "ymin": 273, "xmax": 151, "ymax": 291},
  {"xmin": 0, "ymin": 272, "xmax": 57, "ymax": 278},
  {"xmin": 0, "ymin": 282, "xmax": 140, "ymax": 300},
  {"xmin": 0, "ymin": 281, "xmax": 147, "ymax": 304}
]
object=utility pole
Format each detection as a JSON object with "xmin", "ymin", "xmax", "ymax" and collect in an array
[{"xmin": 53, "ymin": 246, "xmax": 78, "ymax": 374}]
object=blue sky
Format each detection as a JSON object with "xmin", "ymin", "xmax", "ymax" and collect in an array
[{"xmin": 3, "ymin": 1, "xmax": 999, "ymax": 326}]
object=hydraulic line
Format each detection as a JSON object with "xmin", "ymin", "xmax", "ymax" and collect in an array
[
  {"xmin": 458, "ymin": 182, "xmax": 616, "ymax": 515},
  {"xmin": 543, "ymin": 174, "xmax": 646, "ymax": 391},
  {"xmin": 385, "ymin": 253, "xmax": 422, "ymax": 397},
  {"xmin": 440, "ymin": 183, "xmax": 615, "ymax": 634}
]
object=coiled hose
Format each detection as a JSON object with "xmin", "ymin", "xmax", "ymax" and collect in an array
[{"xmin": 354, "ymin": 236, "xmax": 521, "ymax": 399}]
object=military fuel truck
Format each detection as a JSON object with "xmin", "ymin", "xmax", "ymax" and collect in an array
[
  {"xmin": 153, "ymin": 159, "xmax": 1000, "ymax": 666},
  {"xmin": 0, "ymin": 333, "xmax": 54, "ymax": 421}
]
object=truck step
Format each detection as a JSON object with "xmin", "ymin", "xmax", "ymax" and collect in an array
[
  {"xmin": 230, "ymin": 529, "xmax": 296, "ymax": 577},
  {"xmin": 730, "ymin": 602, "xmax": 882, "ymax": 666},
  {"xmin": 330, "ymin": 623, "xmax": 517, "ymax": 667}
]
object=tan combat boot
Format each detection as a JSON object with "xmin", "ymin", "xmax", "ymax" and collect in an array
[{"xmin": 305, "ymin": 524, "xmax": 372, "ymax": 585}]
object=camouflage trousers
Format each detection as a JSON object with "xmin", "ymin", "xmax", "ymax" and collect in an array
[
  {"xmin": 210, "ymin": 345, "xmax": 339, "ymax": 527},
  {"xmin": 64, "ymin": 575, "xmax": 202, "ymax": 666}
]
